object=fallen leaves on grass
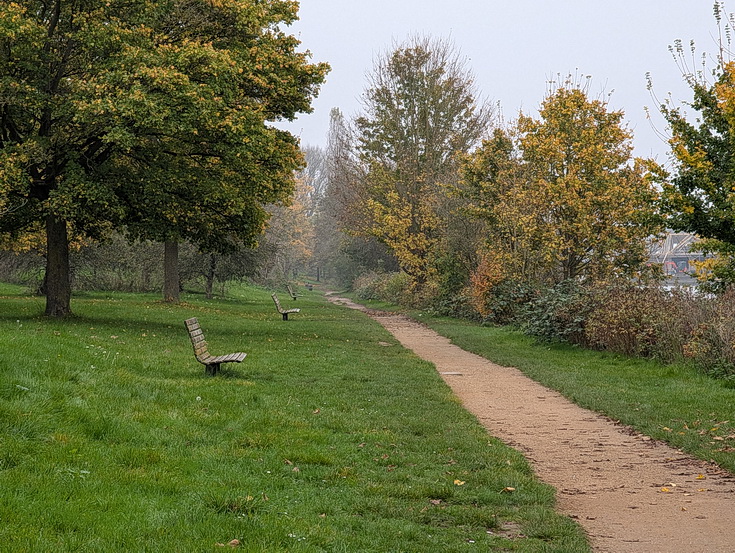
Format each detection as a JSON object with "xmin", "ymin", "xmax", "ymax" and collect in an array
[{"xmin": 215, "ymin": 539, "xmax": 241, "ymax": 547}]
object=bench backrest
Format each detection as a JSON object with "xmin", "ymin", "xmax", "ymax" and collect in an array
[
  {"xmin": 271, "ymin": 293, "xmax": 283, "ymax": 312},
  {"xmin": 184, "ymin": 317, "xmax": 209, "ymax": 361}
]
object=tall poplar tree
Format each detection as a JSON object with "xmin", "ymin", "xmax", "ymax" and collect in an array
[
  {"xmin": 0, "ymin": 0, "xmax": 328, "ymax": 315},
  {"xmin": 353, "ymin": 35, "xmax": 493, "ymax": 292}
]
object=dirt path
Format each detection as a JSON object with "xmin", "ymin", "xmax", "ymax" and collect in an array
[{"xmin": 327, "ymin": 295, "xmax": 735, "ymax": 553}]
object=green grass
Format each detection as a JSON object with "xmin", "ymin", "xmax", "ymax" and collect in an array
[
  {"xmin": 0, "ymin": 284, "xmax": 589, "ymax": 552},
  {"xmin": 418, "ymin": 314, "xmax": 735, "ymax": 474}
]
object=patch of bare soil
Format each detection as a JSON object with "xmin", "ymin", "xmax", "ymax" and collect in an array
[{"xmin": 327, "ymin": 294, "xmax": 735, "ymax": 553}]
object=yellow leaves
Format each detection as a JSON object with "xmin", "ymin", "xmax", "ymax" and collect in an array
[
  {"xmin": 362, "ymin": 187, "xmax": 440, "ymax": 285},
  {"xmin": 453, "ymin": 479, "xmax": 465, "ymax": 486},
  {"xmin": 670, "ymin": 137, "xmax": 712, "ymax": 175},
  {"xmin": 463, "ymin": 84, "xmax": 661, "ymax": 289},
  {"xmin": 660, "ymin": 482, "xmax": 678, "ymax": 493},
  {"xmin": 0, "ymin": 3, "xmax": 42, "ymax": 41}
]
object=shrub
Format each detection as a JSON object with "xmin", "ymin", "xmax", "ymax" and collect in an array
[
  {"xmin": 521, "ymin": 280, "xmax": 593, "ymax": 344},
  {"xmin": 381, "ymin": 272, "xmax": 413, "ymax": 304},
  {"xmin": 428, "ymin": 253, "xmax": 479, "ymax": 319},
  {"xmin": 683, "ymin": 288, "xmax": 735, "ymax": 377},
  {"xmin": 648, "ymin": 287, "xmax": 704, "ymax": 363},
  {"xmin": 353, "ymin": 271, "xmax": 413, "ymax": 304},
  {"xmin": 584, "ymin": 284, "xmax": 662, "ymax": 356},
  {"xmin": 352, "ymin": 271, "xmax": 384, "ymax": 301},
  {"xmin": 580, "ymin": 283, "xmax": 717, "ymax": 364},
  {"xmin": 474, "ymin": 279, "xmax": 536, "ymax": 325},
  {"xmin": 427, "ymin": 287, "xmax": 480, "ymax": 320},
  {"xmin": 521, "ymin": 281, "xmax": 702, "ymax": 363}
]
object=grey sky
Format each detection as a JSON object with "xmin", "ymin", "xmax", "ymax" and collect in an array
[{"xmin": 280, "ymin": 1, "xmax": 721, "ymax": 163}]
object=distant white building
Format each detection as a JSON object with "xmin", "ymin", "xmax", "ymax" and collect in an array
[{"xmin": 648, "ymin": 232, "xmax": 705, "ymax": 277}]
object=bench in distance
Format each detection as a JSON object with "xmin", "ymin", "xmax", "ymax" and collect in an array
[
  {"xmin": 286, "ymin": 284, "xmax": 302, "ymax": 300},
  {"xmin": 272, "ymin": 293, "xmax": 300, "ymax": 321}
]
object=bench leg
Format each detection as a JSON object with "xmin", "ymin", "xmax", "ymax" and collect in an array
[
  {"xmin": 205, "ymin": 363, "xmax": 220, "ymax": 376},
  {"xmin": 282, "ymin": 313, "xmax": 288, "ymax": 321}
]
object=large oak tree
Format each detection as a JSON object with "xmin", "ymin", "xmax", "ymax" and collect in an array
[{"xmin": 0, "ymin": 0, "xmax": 328, "ymax": 315}]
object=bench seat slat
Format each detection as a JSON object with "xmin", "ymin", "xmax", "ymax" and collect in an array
[{"xmin": 210, "ymin": 352, "xmax": 247, "ymax": 363}]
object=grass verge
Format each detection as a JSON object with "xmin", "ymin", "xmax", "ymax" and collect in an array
[
  {"xmin": 0, "ymin": 283, "xmax": 589, "ymax": 552},
  {"xmin": 419, "ymin": 314, "xmax": 735, "ymax": 474}
]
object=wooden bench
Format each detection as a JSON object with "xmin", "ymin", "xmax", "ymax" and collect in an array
[
  {"xmin": 272, "ymin": 293, "xmax": 300, "ymax": 320},
  {"xmin": 184, "ymin": 317, "xmax": 246, "ymax": 375},
  {"xmin": 286, "ymin": 284, "xmax": 302, "ymax": 300}
]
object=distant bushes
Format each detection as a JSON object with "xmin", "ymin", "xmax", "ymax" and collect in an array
[
  {"xmin": 0, "ymin": 233, "xmax": 266, "ymax": 296},
  {"xmin": 354, "ymin": 270, "xmax": 735, "ymax": 380},
  {"xmin": 353, "ymin": 271, "xmax": 413, "ymax": 305},
  {"xmin": 514, "ymin": 281, "xmax": 735, "ymax": 379}
]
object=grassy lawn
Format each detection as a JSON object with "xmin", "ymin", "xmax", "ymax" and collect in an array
[
  {"xmin": 419, "ymin": 314, "xmax": 735, "ymax": 474},
  {"xmin": 0, "ymin": 283, "xmax": 589, "ymax": 552}
]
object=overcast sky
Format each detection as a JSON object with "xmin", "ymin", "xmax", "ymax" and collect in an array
[{"xmin": 279, "ymin": 0, "xmax": 723, "ymax": 164}]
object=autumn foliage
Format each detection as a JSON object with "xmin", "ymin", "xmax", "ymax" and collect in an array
[
  {"xmin": 462, "ymin": 82, "xmax": 662, "ymax": 295},
  {"xmin": 349, "ymin": 36, "xmax": 493, "ymax": 293}
]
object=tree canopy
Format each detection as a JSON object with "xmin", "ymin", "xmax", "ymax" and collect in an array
[
  {"xmin": 655, "ymin": 4, "xmax": 735, "ymax": 287},
  {"xmin": 0, "ymin": 0, "xmax": 328, "ymax": 316},
  {"xmin": 659, "ymin": 63, "xmax": 735, "ymax": 247},
  {"xmin": 463, "ymin": 82, "xmax": 661, "ymax": 293},
  {"xmin": 351, "ymin": 35, "xmax": 493, "ymax": 292}
]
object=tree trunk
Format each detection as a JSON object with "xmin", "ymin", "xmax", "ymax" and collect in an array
[
  {"xmin": 163, "ymin": 240, "xmax": 180, "ymax": 303},
  {"xmin": 205, "ymin": 253, "xmax": 216, "ymax": 299},
  {"xmin": 45, "ymin": 214, "xmax": 72, "ymax": 317}
]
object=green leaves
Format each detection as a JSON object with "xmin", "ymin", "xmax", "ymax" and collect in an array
[{"xmin": 0, "ymin": 0, "xmax": 328, "ymax": 314}]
